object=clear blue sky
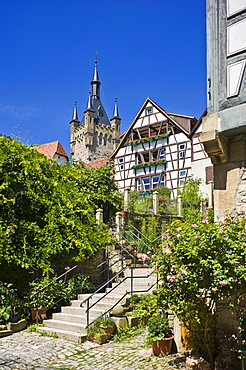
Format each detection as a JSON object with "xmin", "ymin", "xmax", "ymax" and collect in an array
[{"xmin": 0, "ymin": 0, "xmax": 206, "ymax": 155}]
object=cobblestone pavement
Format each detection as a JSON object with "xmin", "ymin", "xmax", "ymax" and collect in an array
[{"xmin": 0, "ymin": 331, "xmax": 186, "ymax": 370}]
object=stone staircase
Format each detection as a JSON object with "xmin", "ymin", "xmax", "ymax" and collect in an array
[{"xmin": 37, "ymin": 267, "xmax": 156, "ymax": 343}]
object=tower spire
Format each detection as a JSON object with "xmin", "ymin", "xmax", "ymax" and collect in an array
[
  {"xmin": 71, "ymin": 101, "xmax": 79, "ymax": 122},
  {"xmin": 112, "ymin": 98, "xmax": 121, "ymax": 119},
  {"xmin": 85, "ymin": 92, "xmax": 94, "ymax": 112},
  {"xmin": 91, "ymin": 61, "xmax": 101, "ymax": 99}
]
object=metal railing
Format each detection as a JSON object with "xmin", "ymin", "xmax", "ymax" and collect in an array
[{"xmin": 80, "ymin": 265, "xmax": 159, "ymax": 327}]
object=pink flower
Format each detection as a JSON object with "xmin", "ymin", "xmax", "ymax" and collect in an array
[
  {"xmin": 234, "ymin": 263, "xmax": 239, "ymax": 268},
  {"xmin": 220, "ymin": 221, "xmax": 225, "ymax": 226},
  {"xmin": 180, "ymin": 269, "xmax": 187, "ymax": 275},
  {"xmin": 167, "ymin": 275, "xmax": 176, "ymax": 282},
  {"xmin": 146, "ymin": 270, "xmax": 150, "ymax": 277},
  {"xmin": 177, "ymin": 227, "xmax": 182, "ymax": 232},
  {"xmin": 194, "ymin": 235, "xmax": 198, "ymax": 240},
  {"xmin": 219, "ymin": 229, "xmax": 224, "ymax": 233},
  {"xmin": 177, "ymin": 234, "xmax": 181, "ymax": 238},
  {"xmin": 231, "ymin": 214, "xmax": 236, "ymax": 218},
  {"xmin": 211, "ymin": 288, "xmax": 216, "ymax": 292},
  {"xmin": 191, "ymin": 224, "xmax": 198, "ymax": 228},
  {"xmin": 220, "ymin": 281, "xmax": 227, "ymax": 286},
  {"xmin": 179, "ymin": 277, "xmax": 183, "ymax": 281},
  {"xmin": 232, "ymin": 279, "xmax": 238, "ymax": 283},
  {"xmin": 141, "ymin": 254, "xmax": 148, "ymax": 261},
  {"xmin": 243, "ymin": 243, "xmax": 246, "ymax": 247},
  {"xmin": 202, "ymin": 219, "xmax": 208, "ymax": 224}
]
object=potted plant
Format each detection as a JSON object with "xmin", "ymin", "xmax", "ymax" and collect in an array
[
  {"xmin": 98, "ymin": 314, "xmax": 116, "ymax": 336},
  {"xmin": 86, "ymin": 314, "xmax": 116, "ymax": 344},
  {"xmin": 146, "ymin": 312, "xmax": 174, "ymax": 356}
]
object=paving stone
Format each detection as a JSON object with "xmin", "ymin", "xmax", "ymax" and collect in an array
[{"xmin": 0, "ymin": 330, "xmax": 186, "ymax": 369}]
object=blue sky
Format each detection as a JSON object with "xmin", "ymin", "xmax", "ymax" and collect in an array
[{"xmin": 0, "ymin": 0, "xmax": 206, "ymax": 155}]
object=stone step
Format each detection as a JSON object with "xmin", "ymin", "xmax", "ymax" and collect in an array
[
  {"xmin": 70, "ymin": 300, "xmax": 117, "ymax": 310},
  {"xmin": 61, "ymin": 306, "xmax": 107, "ymax": 318},
  {"xmin": 43, "ymin": 319, "xmax": 86, "ymax": 333},
  {"xmin": 36, "ymin": 326, "xmax": 87, "ymax": 343}
]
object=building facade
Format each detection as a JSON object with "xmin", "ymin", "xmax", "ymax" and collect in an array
[
  {"xmin": 70, "ymin": 62, "xmax": 121, "ymax": 163},
  {"xmin": 111, "ymin": 98, "xmax": 204, "ymax": 198},
  {"xmin": 201, "ymin": 0, "xmax": 246, "ymax": 218}
]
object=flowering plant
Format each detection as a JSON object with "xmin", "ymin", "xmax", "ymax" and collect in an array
[{"xmin": 155, "ymin": 213, "xmax": 246, "ymax": 364}]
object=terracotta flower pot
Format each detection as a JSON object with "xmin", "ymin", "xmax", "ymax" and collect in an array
[
  {"xmin": 31, "ymin": 307, "xmax": 47, "ymax": 320},
  {"xmin": 152, "ymin": 336, "xmax": 174, "ymax": 356}
]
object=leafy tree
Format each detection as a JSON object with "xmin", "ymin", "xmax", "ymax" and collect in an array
[
  {"xmin": 155, "ymin": 213, "xmax": 246, "ymax": 364},
  {"xmin": 0, "ymin": 136, "xmax": 120, "ymax": 286},
  {"xmin": 179, "ymin": 176, "xmax": 207, "ymax": 221}
]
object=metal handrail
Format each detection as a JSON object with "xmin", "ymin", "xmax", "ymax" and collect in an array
[
  {"xmin": 83, "ymin": 267, "xmax": 159, "ymax": 327},
  {"xmin": 30, "ymin": 265, "xmax": 78, "ymax": 299}
]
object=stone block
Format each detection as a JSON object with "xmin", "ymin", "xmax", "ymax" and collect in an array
[{"xmin": 7, "ymin": 319, "xmax": 27, "ymax": 333}]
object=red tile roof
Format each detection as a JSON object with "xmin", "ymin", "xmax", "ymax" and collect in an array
[
  {"xmin": 34, "ymin": 141, "xmax": 68, "ymax": 159},
  {"xmin": 85, "ymin": 158, "xmax": 109, "ymax": 169}
]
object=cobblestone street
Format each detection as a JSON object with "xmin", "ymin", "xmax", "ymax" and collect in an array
[{"xmin": 0, "ymin": 331, "xmax": 186, "ymax": 370}]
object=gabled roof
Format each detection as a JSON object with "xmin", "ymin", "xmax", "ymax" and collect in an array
[
  {"xmin": 189, "ymin": 108, "xmax": 207, "ymax": 138},
  {"xmin": 110, "ymin": 97, "xmax": 196, "ymax": 159},
  {"xmin": 34, "ymin": 141, "xmax": 68, "ymax": 159},
  {"xmin": 84, "ymin": 158, "xmax": 109, "ymax": 169}
]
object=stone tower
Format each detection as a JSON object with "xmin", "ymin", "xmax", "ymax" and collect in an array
[{"xmin": 70, "ymin": 62, "xmax": 121, "ymax": 163}]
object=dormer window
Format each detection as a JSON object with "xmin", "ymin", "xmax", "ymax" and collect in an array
[{"xmin": 145, "ymin": 107, "xmax": 152, "ymax": 116}]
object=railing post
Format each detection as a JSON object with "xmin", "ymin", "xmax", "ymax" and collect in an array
[
  {"xmin": 208, "ymin": 181, "xmax": 214, "ymax": 208},
  {"xmin": 177, "ymin": 195, "xmax": 182, "ymax": 217},
  {"xmin": 96, "ymin": 208, "xmax": 103, "ymax": 230},
  {"xmin": 124, "ymin": 187, "xmax": 130, "ymax": 212},
  {"xmin": 153, "ymin": 191, "xmax": 159, "ymax": 215},
  {"xmin": 87, "ymin": 299, "xmax": 90, "ymax": 327},
  {"xmin": 131, "ymin": 267, "xmax": 133, "ymax": 296}
]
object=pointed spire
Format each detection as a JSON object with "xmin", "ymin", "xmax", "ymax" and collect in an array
[
  {"xmin": 71, "ymin": 101, "xmax": 79, "ymax": 122},
  {"xmin": 112, "ymin": 98, "xmax": 121, "ymax": 119},
  {"xmin": 92, "ymin": 61, "xmax": 100, "ymax": 82},
  {"xmin": 84, "ymin": 92, "xmax": 95, "ymax": 113},
  {"xmin": 91, "ymin": 61, "xmax": 101, "ymax": 99}
]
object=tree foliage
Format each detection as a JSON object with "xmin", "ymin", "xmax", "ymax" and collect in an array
[
  {"xmin": 155, "ymin": 213, "xmax": 246, "ymax": 364},
  {"xmin": 0, "ymin": 136, "xmax": 121, "ymax": 282}
]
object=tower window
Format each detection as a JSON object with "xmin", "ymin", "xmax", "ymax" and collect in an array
[
  {"xmin": 104, "ymin": 139, "xmax": 107, "ymax": 146},
  {"xmin": 99, "ymin": 138, "xmax": 102, "ymax": 145}
]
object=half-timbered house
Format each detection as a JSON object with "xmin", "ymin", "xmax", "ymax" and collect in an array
[{"xmin": 110, "ymin": 97, "xmax": 198, "ymax": 198}]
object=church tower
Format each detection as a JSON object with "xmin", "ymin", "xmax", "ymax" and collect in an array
[{"xmin": 70, "ymin": 61, "xmax": 121, "ymax": 163}]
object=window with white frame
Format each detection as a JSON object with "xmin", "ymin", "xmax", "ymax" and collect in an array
[
  {"xmin": 160, "ymin": 174, "xmax": 165, "ymax": 187},
  {"xmin": 152, "ymin": 175, "xmax": 159, "ymax": 188},
  {"xmin": 179, "ymin": 144, "xmax": 185, "ymax": 150},
  {"xmin": 179, "ymin": 170, "xmax": 186, "ymax": 177},
  {"xmin": 143, "ymin": 177, "xmax": 150, "ymax": 190},
  {"xmin": 179, "ymin": 179, "xmax": 185, "ymax": 187},
  {"xmin": 159, "ymin": 148, "xmax": 165, "ymax": 159},
  {"xmin": 179, "ymin": 151, "xmax": 185, "ymax": 159},
  {"xmin": 137, "ymin": 178, "xmax": 141, "ymax": 191}
]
